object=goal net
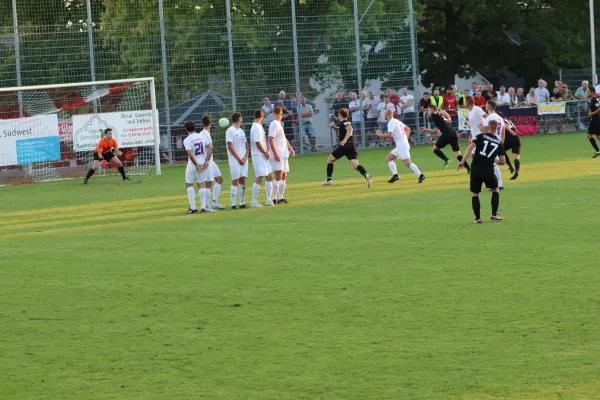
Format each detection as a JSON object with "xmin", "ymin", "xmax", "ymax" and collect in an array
[{"xmin": 0, "ymin": 78, "xmax": 161, "ymax": 185}]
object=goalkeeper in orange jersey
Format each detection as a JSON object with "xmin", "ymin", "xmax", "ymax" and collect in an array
[{"xmin": 83, "ymin": 128, "xmax": 130, "ymax": 184}]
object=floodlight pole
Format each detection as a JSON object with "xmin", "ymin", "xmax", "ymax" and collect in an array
[
  {"xmin": 591, "ymin": 0, "xmax": 597, "ymax": 86},
  {"xmin": 11, "ymin": 0, "xmax": 23, "ymax": 117}
]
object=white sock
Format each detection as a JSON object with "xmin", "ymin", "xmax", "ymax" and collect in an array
[
  {"xmin": 265, "ymin": 181, "xmax": 273, "ymax": 202},
  {"xmin": 198, "ymin": 188, "xmax": 206, "ymax": 210},
  {"xmin": 230, "ymin": 185, "xmax": 237, "ymax": 207},
  {"xmin": 187, "ymin": 187, "xmax": 196, "ymax": 210},
  {"xmin": 239, "ymin": 185, "xmax": 246, "ymax": 205},
  {"xmin": 203, "ymin": 188, "xmax": 211, "ymax": 209},
  {"xmin": 388, "ymin": 161, "xmax": 398, "ymax": 175},
  {"xmin": 272, "ymin": 181, "xmax": 279, "ymax": 201},
  {"xmin": 494, "ymin": 165, "xmax": 503, "ymax": 187},
  {"xmin": 409, "ymin": 162, "xmax": 422, "ymax": 177},
  {"xmin": 212, "ymin": 183, "xmax": 221, "ymax": 204},
  {"xmin": 252, "ymin": 183, "xmax": 260, "ymax": 204},
  {"xmin": 278, "ymin": 180, "xmax": 286, "ymax": 200}
]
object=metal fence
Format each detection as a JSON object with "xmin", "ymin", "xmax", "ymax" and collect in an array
[{"xmin": 0, "ymin": 0, "xmax": 420, "ymax": 162}]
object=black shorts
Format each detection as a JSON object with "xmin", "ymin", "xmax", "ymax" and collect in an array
[
  {"xmin": 331, "ymin": 143, "xmax": 358, "ymax": 160},
  {"xmin": 436, "ymin": 133, "xmax": 460, "ymax": 152},
  {"xmin": 470, "ymin": 168, "xmax": 498, "ymax": 193},
  {"xmin": 504, "ymin": 136, "xmax": 521, "ymax": 155},
  {"xmin": 588, "ymin": 120, "xmax": 600, "ymax": 135},
  {"xmin": 93, "ymin": 151, "xmax": 115, "ymax": 162}
]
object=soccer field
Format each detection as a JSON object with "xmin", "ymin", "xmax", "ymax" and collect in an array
[{"xmin": 1, "ymin": 133, "xmax": 600, "ymax": 399}]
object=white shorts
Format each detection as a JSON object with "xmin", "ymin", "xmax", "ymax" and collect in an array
[
  {"xmin": 270, "ymin": 158, "xmax": 290, "ymax": 173},
  {"xmin": 229, "ymin": 160, "xmax": 249, "ymax": 180},
  {"xmin": 210, "ymin": 161, "xmax": 222, "ymax": 177},
  {"xmin": 186, "ymin": 164, "xmax": 214, "ymax": 184},
  {"xmin": 252, "ymin": 155, "xmax": 273, "ymax": 177},
  {"xmin": 390, "ymin": 145, "xmax": 410, "ymax": 161}
]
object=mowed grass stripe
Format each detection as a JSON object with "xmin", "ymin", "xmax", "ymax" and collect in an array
[{"xmin": 2, "ymin": 157, "xmax": 599, "ymax": 231}]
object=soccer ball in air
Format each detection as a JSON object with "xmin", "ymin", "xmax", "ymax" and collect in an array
[{"xmin": 219, "ymin": 118, "xmax": 230, "ymax": 128}]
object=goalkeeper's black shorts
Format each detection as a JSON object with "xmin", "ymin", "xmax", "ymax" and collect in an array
[{"xmin": 93, "ymin": 151, "xmax": 115, "ymax": 162}]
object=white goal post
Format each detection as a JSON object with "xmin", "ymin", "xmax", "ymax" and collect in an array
[{"xmin": 0, "ymin": 77, "xmax": 161, "ymax": 185}]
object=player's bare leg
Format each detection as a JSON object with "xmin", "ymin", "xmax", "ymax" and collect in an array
[
  {"xmin": 510, "ymin": 153, "xmax": 521, "ymax": 180},
  {"xmin": 112, "ymin": 157, "xmax": 130, "ymax": 181},
  {"xmin": 385, "ymin": 153, "xmax": 400, "ymax": 183},
  {"xmin": 84, "ymin": 159, "xmax": 101, "ymax": 184},
  {"xmin": 349, "ymin": 159, "xmax": 371, "ymax": 188},
  {"xmin": 324, "ymin": 154, "xmax": 337, "ymax": 186}
]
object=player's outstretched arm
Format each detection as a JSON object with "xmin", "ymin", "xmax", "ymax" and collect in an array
[
  {"xmin": 420, "ymin": 127, "xmax": 439, "ymax": 134},
  {"xmin": 374, "ymin": 129, "xmax": 393, "ymax": 139}
]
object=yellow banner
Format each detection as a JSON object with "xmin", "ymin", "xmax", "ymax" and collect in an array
[{"xmin": 537, "ymin": 102, "xmax": 565, "ymax": 115}]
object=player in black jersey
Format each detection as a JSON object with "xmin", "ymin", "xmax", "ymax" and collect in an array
[
  {"xmin": 457, "ymin": 120, "xmax": 507, "ymax": 223},
  {"xmin": 420, "ymin": 105, "xmax": 470, "ymax": 173},
  {"xmin": 586, "ymin": 87, "xmax": 600, "ymax": 158},
  {"xmin": 324, "ymin": 108, "xmax": 372, "ymax": 187},
  {"xmin": 497, "ymin": 112, "xmax": 522, "ymax": 180}
]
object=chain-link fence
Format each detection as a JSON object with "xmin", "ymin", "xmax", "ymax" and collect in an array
[{"xmin": 0, "ymin": 0, "xmax": 421, "ymax": 162}]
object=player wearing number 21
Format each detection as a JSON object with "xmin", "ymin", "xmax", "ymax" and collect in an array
[
  {"xmin": 83, "ymin": 128, "xmax": 130, "ymax": 184},
  {"xmin": 458, "ymin": 119, "xmax": 506, "ymax": 224},
  {"xmin": 183, "ymin": 119, "xmax": 214, "ymax": 214}
]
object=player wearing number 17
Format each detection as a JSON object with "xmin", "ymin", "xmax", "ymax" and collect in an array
[
  {"xmin": 458, "ymin": 119, "xmax": 506, "ymax": 224},
  {"xmin": 183, "ymin": 120, "xmax": 214, "ymax": 214},
  {"xmin": 83, "ymin": 128, "xmax": 130, "ymax": 184}
]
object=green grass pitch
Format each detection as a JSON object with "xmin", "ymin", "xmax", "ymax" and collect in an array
[{"xmin": 1, "ymin": 133, "xmax": 600, "ymax": 399}]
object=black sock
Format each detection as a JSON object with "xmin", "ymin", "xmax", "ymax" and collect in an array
[
  {"xmin": 590, "ymin": 137, "xmax": 600, "ymax": 152},
  {"xmin": 85, "ymin": 168, "xmax": 95, "ymax": 180},
  {"xmin": 457, "ymin": 155, "xmax": 470, "ymax": 171},
  {"xmin": 505, "ymin": 156, "xmax": 514, "ymax": 171},
  {"xmin": 117, "ymin": 166, "xmax": 126, "ymax": 179},
  {"xmin": 492, "ymin": 191, "xmax": 500, "ymax": 216},
  {"xmin": 472, "ymin": 196, "xmax": 481, "ymax": 220},
  {"xmin": 514, "ymin": 159, "xmax": 520, "ymax": 172},
  {"xmin": 326, "ymin": 163, "xmax": 334, "ymax": 180},
  {"xmin": 356, "ymin": 165, "xmax": 367, "ymax": 177},
  {"xmin": 434, "ymin": 149, "xmax": 449, "ymax": 161}
]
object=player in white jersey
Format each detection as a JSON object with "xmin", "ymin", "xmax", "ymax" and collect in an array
[
  {"xmin": 268, "ymin": 107, "xmax": 296, "ymax": 204},
  {"xmin": 226, "ymin": 112, "xmax": 250, "ymax": 209},
  {"xmin": 481, "ymin": 100, "xmax": 505, "ymax": 190},
  {"xmin": 375, "ymin": 109, "xmax": 426, "ymax": 184},
  {"xmin": 465, "ymin": 96, "xmax": 487, "ymax": 141},
  {"xmin": 250, "ymin": 109, "xmax": 275, "ymax": 207},
  {"xmin": 182, "ymin": 120, "xmax": 214, "ymax": 214},
  {"xmin": 198, "ymin": 115, "xmax": 225, "ymax": 209}
]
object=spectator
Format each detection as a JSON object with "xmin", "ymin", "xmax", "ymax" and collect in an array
[
  {"xmin": 365, "ymin": 91, "xmax": 379, "ymax": 146},
  {"xmin": 497, "ymin": 86, "xmax": 511, "ymax": 106},
  {"xmin": 474, "ymin": 91, "xmax": 487, "ymax": 108},
  {"xmin": 419, "ymin": 92, "xmax": 431, "ymax": 128},
  {"xmin": 277, "ymin": 98, "xmax": 294, "ymax": 144},
  {"xmin": 430, "ymin": 87, "xmax": 444, "ymax": 111},
  {"xmin": 389, "ymin": 89, "xmax": 400, "ymax": 117},
  {"xmin": 470, "ymin": 81, "xmax": 478, "ymax": 96},
  {"xmin": 575, "ymin": 81, "xmax": 590, "ymax": 130},
  {"xmin": 535, "ymin": 79, "xmax": 550, "ymax": 103},
  {"xmin": 443, "ymin": 86, "xmax": 458, "ymax": 127},
  {"xmin": 400, "ymin": 87, "xmax": 417, "ymax": 134},
  {"xmin": 262, "ymin": 97, "xmax": 274, "ymax": 130},
  {"xmin": 297, "ymin": 96, "xmax": 317, "ymax": 152},
  {"xmin": 377, "ymin": 94, "xmax": 395, "ymax": 146},
  {"xmin": 458, "ymin": 89, "xmax": 470, "ymax": 108},
  {"xmin": 477, "ymin": 83, "xmax": 485, "ymax": 93},
  {"xmin": 562, "ymin": 84, "xmax": 574, "ymax": 100},
  {"xmin": 516, "ymin": 88, "xmax": 527, "ymax": 105},
  {"xmin": 349, "ymin": 91, "xmax": 363, "ymax": 146},
  {"xmin": 482, "ymin": 84, "xmax": 494, "ymax": 101},
  {"xmin": 330, "ymin": 91, "xmax": 348, "ymax": 122},
  {"xmin": 507, "ymin": 87, "xmax": 517, "ymax": 106},
  {"xmin": 526, "ymin": 87, "xmax": 540, "ymax": 105},
  {"xmin": 550, "ymin": 87, "xmax": 564, "ymax": 132},
  {"xmin": 575, "ymin": 81, "xmax": 590, "ymax": 100}
]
